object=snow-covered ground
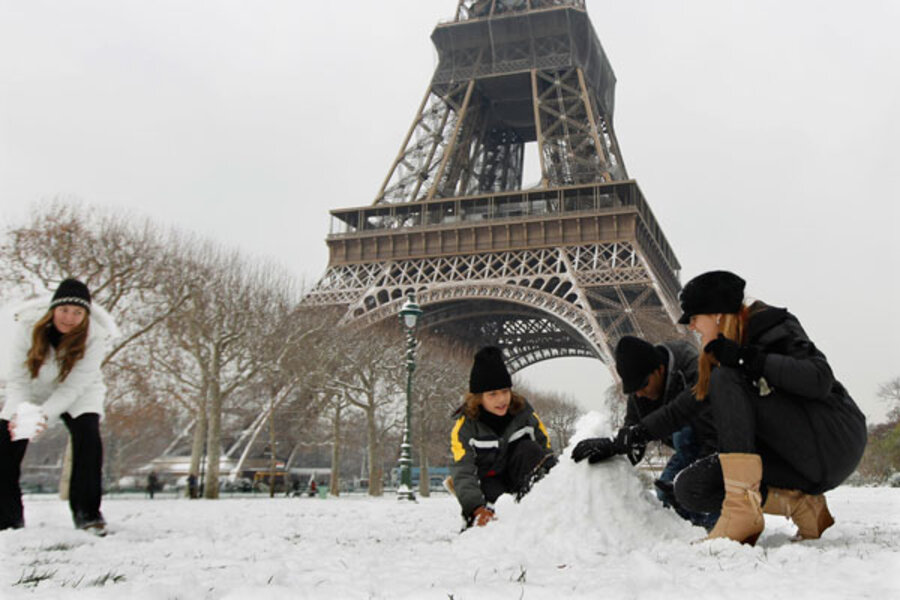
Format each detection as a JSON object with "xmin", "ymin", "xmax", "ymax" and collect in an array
[{"xmin": 3, "ymin": 416, "xmax": 899, "ymax": 599}]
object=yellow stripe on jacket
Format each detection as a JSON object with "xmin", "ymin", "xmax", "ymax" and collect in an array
[
  {"xmin": 451, "ymin": 416, "xmax": 467, "ymax": 462},
  {"xmin": 534, "ymin": 412, "xmax": 552, "ymax": 449}
]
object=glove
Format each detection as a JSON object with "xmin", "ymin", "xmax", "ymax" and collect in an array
[
  {"xmin": 614, "ymin": 424, "xmax": 649, "ymax": 466},
  {"xmin": 704, "ymin": 334, "xmax": 766, "ymax": 378},
  {"xmin": 571, "ymin": 437, "xmax": 619, "ymax": 463},
  {"xmin": 473, "ymin": 505, "xmax": 495, "ymax": 527}
]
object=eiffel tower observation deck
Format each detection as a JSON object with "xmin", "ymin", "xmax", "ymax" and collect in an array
[{"xmin": 304, "ymin": 0, "xmax": 683, "ymax": 371}]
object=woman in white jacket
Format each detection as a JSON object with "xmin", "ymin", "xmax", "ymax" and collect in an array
[{"xmin": 1, "ymin": 279, "xmax": 119, "ymax": 534}]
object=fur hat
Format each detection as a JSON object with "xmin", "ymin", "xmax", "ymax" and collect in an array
[
  {"xmin": 469, "ymin": 346, "xmax": 512, "ymax": 394},
  {"xmin": 615, "ymin": 336, "xmax": 666, "ymax": 394},
  {"xmin": 677, "ymin": 270, "xmax": 745, "ymax": 324},
  {"xmin": 50, "ymin": 278, "xmax": 92, "ymax": 312}
]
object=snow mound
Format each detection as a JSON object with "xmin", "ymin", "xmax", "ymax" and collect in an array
[{"xmin": 454, "ymin": 411, "xmax": 699, "ymax": 565}]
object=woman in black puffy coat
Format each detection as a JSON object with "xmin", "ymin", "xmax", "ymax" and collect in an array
[{"xmin": 673, "ymin": 270, "xmax": 867, "ymax": 545}]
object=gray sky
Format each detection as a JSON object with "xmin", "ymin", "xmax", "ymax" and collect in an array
[{"xmin": 1, "ymin": 0, "xmax": 898, "ymax": 422}]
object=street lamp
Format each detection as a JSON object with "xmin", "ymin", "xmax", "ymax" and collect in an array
[{"xmin": 397, "ymin": 292, "xmax": 423, "ymax": 501}]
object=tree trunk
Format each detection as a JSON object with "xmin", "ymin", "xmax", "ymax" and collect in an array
[
  {"xmin": 418, "ymin": 454, "xmax": 430, "ymax": 498},
  {"xmin": 58, "ymin": 438, "xmax": 73, "ymax": 500},
  {"xmin": 188, "ymin": 408, "xmax": 207, "ymax": 497},
  {"xmin": 366, "ymin": 405, "xmax": 382, "ymax": 496},
  {"xmin": 204, "ymin": 380, "xmax": 223, "ymax": 499},
  {"xmin": 416, "ymin": 401, "xmax": 430, "ymax": 497},
  {"xmin": 329, "ymin": 401, "xmax": 342, "ymax": 497},
  {"xmin": 268, "ymin": 407, "xmax": 277, "ymax": 498}
]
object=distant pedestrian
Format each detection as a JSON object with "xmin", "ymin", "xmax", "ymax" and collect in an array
[
  {"xmin": 1, "ymin": 279, "xmax": 119, "ymax": 535},
  {"xmin": 308, "ymin": 479, "xmax": 318, "ymax": 497},
  {"xmin": 147, "ymin": 471, "xmax": 160, "ymax": 499},
  {"xmin": 187, "ymin": 473, "xmax": 199, "ymax": 499}
]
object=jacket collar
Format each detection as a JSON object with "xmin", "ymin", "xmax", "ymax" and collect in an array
[{"xmin": 746, "ymin": 302, "xmax": 789, "ymax": 344}]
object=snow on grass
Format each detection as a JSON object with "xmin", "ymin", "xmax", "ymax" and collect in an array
[{"xmin": 2, "ymin": 413, "xmax": 899, "ymax": 599}]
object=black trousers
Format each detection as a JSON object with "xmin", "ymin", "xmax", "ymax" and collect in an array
[
  {"xmin": 0, "ymin": 413, "xmax": 103, "ymax": 529},
  {"xmin": 0, "ymin": 420, "xmax": 28, "ymax": 529},
  {"xmin": 61, "ymin": 413, "xmax": 104, "ymax": 525},
  {"xmin": 675, "ymin": 367, "xmax": 866, "ymax": 511},
  {"xmin": 480, "ymin": 439, "xmax": 547, "ymax": 504}
]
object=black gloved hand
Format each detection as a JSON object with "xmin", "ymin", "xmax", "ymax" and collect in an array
[
  {"xmin": 614, "ymin": 424, "xmax": 649, "ymax": 465},
  {"xmin": 571, "ymin": 437, "xmax": 620, "ymax": 464},
  {"xmin": 704, "ymin": 334, "xmax": 766, "ymax": 378}
]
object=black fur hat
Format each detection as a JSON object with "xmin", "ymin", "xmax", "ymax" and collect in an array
[
  {"xmin": 677, "ymin": 270, "xmax": 745, "ymax": 324},
  {"xmin": 615, "ymin": 336, "xmax": 666, "ymax": 394},
  {"xmin": 469, "ymin": 346, "xmax": 512, "ymax": 394},
  {"xmin": 50, "ymin": 278, "xmax": 92, "ymax": 312}
]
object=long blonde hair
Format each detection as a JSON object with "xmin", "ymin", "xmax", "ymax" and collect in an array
[
  {"xmin": 693, "ymin": 305, "xmax": 749, "ymax": 400},
  {"xmin": 26, "ymin": 310, "xmax": 90, "ymax": 382},
  {"xmin": 462, "ymin": 390, "xmax": 526, "ymax": 419}
]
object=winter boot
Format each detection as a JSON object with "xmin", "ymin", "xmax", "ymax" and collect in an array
[
  {"xmin": 74, "ymin": 512, "xmax": 107, "ymax": 537},
  {"xmin": 706, "ymin": 453, "xmax": 764, "ymax": 545},
  {"xmin": 763, "ymin": 487, "xmax": 834, "ymax": 540}
]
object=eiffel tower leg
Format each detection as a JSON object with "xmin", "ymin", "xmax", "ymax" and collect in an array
[{"xmin": 531, "ymin": 69, "xmax": 549, "ymax": 188}]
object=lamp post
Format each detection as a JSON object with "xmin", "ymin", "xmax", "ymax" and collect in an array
[{"xmin": 397, "ymin": 292, "xmax": 423, "ymax": 501}]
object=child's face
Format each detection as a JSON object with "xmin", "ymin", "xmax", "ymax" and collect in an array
[{"xmin": 481, "ymin": 388, "xmax": 511, "ymax": 416}]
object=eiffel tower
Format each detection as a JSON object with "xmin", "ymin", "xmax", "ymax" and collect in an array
[{"xmin": 303, "ymin": 0, "xmax": 683, "ymax": 372}]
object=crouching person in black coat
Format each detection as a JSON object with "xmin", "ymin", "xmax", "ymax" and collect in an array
[
  {"xmin": 449, "ymin": 347, "xmax": 556, "ymax": 529},
  {"xmin": 571, "ymin": 271, "xmax": 866, "ymax": 545},
  {"xmin": 573, "ymin": 335, "xmax": 719, "ymax": 529},
  {"xmin": 674, "ymin": 270, "xmax": 866, "ymax": 545}
]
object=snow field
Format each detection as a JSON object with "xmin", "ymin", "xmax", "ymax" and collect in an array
[{"xmin": 2, "ymin": 412, "xmax": 898, "ymax": 599}]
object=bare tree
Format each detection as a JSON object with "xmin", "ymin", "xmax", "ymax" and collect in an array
[
  {"xmin": 879, "ymin": 376, "xmax": 900, "ymax": 423},
  {"xmin": 329, "ymin": 326, "xmax": 405, "ymax": 496},
  {"xmin": 322, "ymin": 390, "xmax": 351, "ymax": 496},
  {"xmin": 412, "ymin": 344, "xmax": 469, "ymax": 496},
  {"xmin": 602, "ymin": 383, "xmax": 627, "ymax": 429},
  {"xmin": 151, "ymin": 238, "xmax": 306, "ymax": 498},
  {"xmin": 527, "ymin": 390, "xmax": 583, "ymax": 451}
]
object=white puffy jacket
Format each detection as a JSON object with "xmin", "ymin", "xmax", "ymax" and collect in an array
[{"xmin": 1, "ymin": 297, "xmax": 120, "ymax": 422}]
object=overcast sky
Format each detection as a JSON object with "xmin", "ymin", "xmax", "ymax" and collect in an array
[{"xmin": 1, "ymin": 0, "xmax": 898, "ymax": 422}]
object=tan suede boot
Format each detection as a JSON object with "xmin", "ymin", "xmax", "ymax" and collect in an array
[
  {"xmin": 763, "ymin": 487, "xmax": 835, "ymax": 540},
  {"xmin": 707, "ymin": 453, "xmax": 764, "ymax": 545}
]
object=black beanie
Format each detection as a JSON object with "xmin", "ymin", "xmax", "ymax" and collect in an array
[
  {"xmin": 50, "ymin": 279, "xmax": 92, "ymax": 312},
  {"xmin": 469, "ymin": 346, "xmax": 512, "ymax": 394},
  {"xmin": 615, "ymin": 336, "xmax": 666, "ymax": 394},
  {"xmin": 677, "ymin": 270, "xmax": 745, "ymax": 324}
]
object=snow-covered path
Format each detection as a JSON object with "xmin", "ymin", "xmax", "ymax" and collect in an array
[{"xmin": 2, "ymin": 484, "xmax": 898, "ymax": 599}]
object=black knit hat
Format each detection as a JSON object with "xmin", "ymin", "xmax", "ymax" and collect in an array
[
  {"xmin": 50, "ymin": 279, "xmax": 92, "ymax": 312},
  {"xmin": 677, "ymin": 270, "xmax": 745, "ymax": 325},
  {"xmin": 615, "ymin": 336, "xmax": 666, "ymax": 394},
  {"xmin": 469, "ymin": 346, "xmax": 512, "ymax": 394}
]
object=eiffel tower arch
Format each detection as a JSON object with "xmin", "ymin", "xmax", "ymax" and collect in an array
[{"xmin": 304, "ymin": 0, "xmax": 683, "ymax": 374}]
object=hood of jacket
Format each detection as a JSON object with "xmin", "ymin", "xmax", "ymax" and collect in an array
[
  {"xmin": 11, "ymin": 296, "xmax": 121, "ymax": 344},
  {"xmin": 658, "ymin": 339, "xmax": 699, "ymax": 402}
]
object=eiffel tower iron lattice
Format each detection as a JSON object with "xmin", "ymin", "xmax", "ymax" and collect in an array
[{"xmin": 304, "ymin": 0, "xmax": 684, "ymax": 373}]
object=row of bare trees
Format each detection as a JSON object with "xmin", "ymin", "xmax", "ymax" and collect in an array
[{"xmin": 0, "ymin": 201, "xmax": 584, "ymax": 499}]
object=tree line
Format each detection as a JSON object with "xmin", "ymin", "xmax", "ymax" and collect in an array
[
  {"xmin": 855, "ymin": 377, "xmax": 900, "ymax": 484},
  {"xmin": 0, "ymin": 201, "xmax": 584, "ymax": 498}
]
